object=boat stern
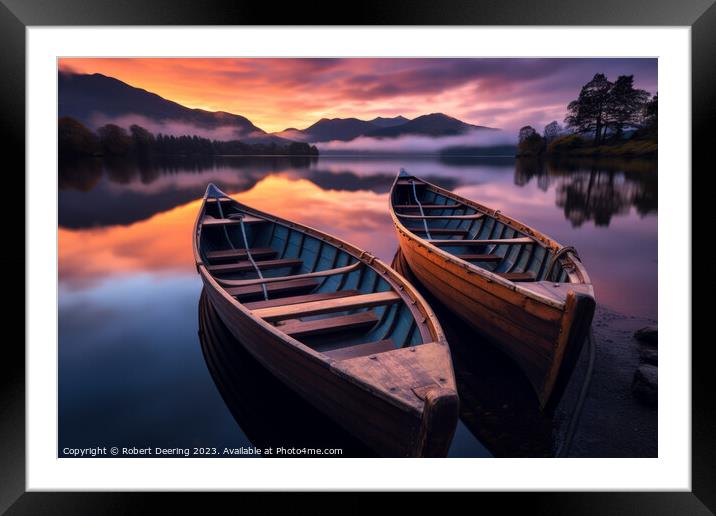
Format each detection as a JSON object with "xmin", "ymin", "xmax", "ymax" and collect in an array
[
  {"xmin": 414, "ymin": 385, "xmax": 459, "ymax": 457},
  {"xmin": 542, "ymin": 288, "xmax": 597, "ymax": 412},
  {"xmin": 329, "ymin": 341, "xmax": 459, "ymax": 457}
]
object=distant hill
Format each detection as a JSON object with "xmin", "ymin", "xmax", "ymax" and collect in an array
[
  {"xmin": 58, "ymin": 72, "xmax": 271, "ymax": 141},
  {"xmin": 290, "ymin": 117, "xmax": 382, "ymax": 142},
  {"xmin": 368, "ymin": 116, "xmax": 410, "ymax": 128},
  {"xmin": 274, "ymin": 113, "xmax": 495, "ymax": 143},
  {"xmin": 366, "ymin": 113, "xmax": 496, "ymax": 138}
]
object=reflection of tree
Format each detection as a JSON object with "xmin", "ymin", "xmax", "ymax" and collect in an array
[
  {"xmin": 555, "ymin": 169, "xmax": 633, "ymax": 227},
  {"xmin": 59, "ymin": 158, "xmax": 102, "ymax": 191},
  {"xmin": 60, "ymin": 155, "xmax": 319, "ymax": 192},
  {"xmin": 514, "ymin": 157, "xmax": 550, "ymax": 191},
  {"xmin": 58, "ymin": 156, "xmax": 315, "ymax": 229},
  {"xmin": 307, "ymin": 170, "xmax": 461, "ymax": 194},
  {"xmin": 103, "ymin": 157, "xmax": 138, "ymax": 184},
  {"xmin": 514, "ymin": 157, "xmax": 657, "ymax": 227},
  {"xmin": 630, "ymin": 170, "xmax": 657, "ymax": 217}
]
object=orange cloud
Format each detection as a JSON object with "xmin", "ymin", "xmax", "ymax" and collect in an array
[{"xmin": 59, "ymin": 58, "xmax": 657, "ymax": 133}]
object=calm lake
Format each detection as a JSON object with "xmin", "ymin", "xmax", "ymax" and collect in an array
[{"xmin": 58, "ymin": 155, "xmax": 657, "ymax": 458}]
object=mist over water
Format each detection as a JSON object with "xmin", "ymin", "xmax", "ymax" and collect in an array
[
  {"xmin": 317, "ymin": 128, "xmax": 517, "ymax": 154},
  {"xmin": 87, "ymin": 113, "xmax": 265, "ymax": 141}
]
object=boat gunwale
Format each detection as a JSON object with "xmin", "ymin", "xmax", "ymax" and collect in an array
[
  {"xmin": 388, "ymin": 174, "xmax": 594, "ymax": 310},
  {"xmin": 193, "ymin": 186, "xmax": 454, "ymax": 416}
]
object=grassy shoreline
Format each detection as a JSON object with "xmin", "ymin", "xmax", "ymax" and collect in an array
[
  {"xmin": 517, "ymin": 133, "xmax": 657, "ymax": 160},
  {"xmin": 546, "ymin": 139, "xmax": 657, "ymax": 159}
]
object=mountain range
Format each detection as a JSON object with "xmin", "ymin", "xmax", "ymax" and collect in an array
[
  {"xmin": 58, "ymin": 72, "xmax": 497, "ymax": 145},
  {"xmin": 275, "ymin": 113, "xmax": 495, "ymax": 143}
]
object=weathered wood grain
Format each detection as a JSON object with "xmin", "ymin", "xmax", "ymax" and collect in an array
[{"xmin": 253, "ymin": 291, "xmax": 400, "ymax": 322}]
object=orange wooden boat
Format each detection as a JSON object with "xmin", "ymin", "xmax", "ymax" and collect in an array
[
  {"xmin": 193, "ymin": 183, "xmax": 458, "ymax": 456},
  {"xmin": 389, "ymin": 171, "xmax": 595, "ymax": 411}
]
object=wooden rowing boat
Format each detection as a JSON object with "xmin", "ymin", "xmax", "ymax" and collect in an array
[
  {"xmin": 193, "ymin": 183, "xmax": 458, "ymax": 457},
  {"xmin": 389, "ymin": 171, "xmax": 595, "ymax": 411},
  {"xmin": 197, "ymin": 289, "xmax": 376, "ymax": 457}
]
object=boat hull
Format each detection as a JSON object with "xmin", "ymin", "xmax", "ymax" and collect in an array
[
  {"xmin": 395, "ymin": 228, "xmax": 594, "ymax": 411},
  {"xmin": 201, "ymin": 270, "xmax": 457, "ymax": 457}
]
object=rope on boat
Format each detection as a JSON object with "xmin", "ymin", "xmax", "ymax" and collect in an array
[
  {"xmin": 545, "ymin": 245, "xmax": 580, "ymax": 282},
  {"xmin": 215, "ymin": 200, "xmax": 268, "ymax": 301},
  {"xmin": 410, "ymin": 179, "xmax": 432, "ymax": 240},
  {"xmin": 238, "ymin": 216, "xmax": 269, "ymax": 301},
  {"xmin": 556, "ymin": 328, "xmax": 596, "ymax": 458}
]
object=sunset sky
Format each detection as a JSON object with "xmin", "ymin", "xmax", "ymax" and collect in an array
[{"xmin": 58, "ymin": 58, "xmax": 657, "ymax": 133}]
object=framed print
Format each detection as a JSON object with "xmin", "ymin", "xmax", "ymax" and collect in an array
[{"xmin": 1, "ymin": 0, "xmax": 711, "ymax": 512}]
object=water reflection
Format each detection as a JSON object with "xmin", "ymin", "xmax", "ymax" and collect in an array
[
  {"xmin": 198, "ymin": 289, "xmax": 376, "ymax": 457},
  {"xmin": 59, "ymin": 155, "xmax": 658, "ymax": 319},
  {"xmin": 392, "ymin": 250, "xmax": 554, "ymax": 457},
  {"xmin": 61, "ymin": 155, "xmax": 656, "ymax": 231},
  {"xmin": 58, "ymin": 154, "xmax": 657, "ymax": 458},
  {"xmin": 514, "ymin": 157, "xmax": 657, "ymax": 227}
]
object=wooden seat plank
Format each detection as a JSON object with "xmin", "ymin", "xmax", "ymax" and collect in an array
[
  {"xmin": 253, "ymin": 291, "xmax": 401, "ymax": 322},
  {"xmin": 497, "ymin": 272, "xmax": 537, "ymax": 282},
  {"xmin": 278, "ymin": 311, "xmax": 379, "ymax": 338},
  {"xmin": 393, "ymin": 204, "xmax": 462, "ymax": 209},
  {"xmin": 244, "ymin": 290, "xmax": 360, "ymax": 310},
  {"xmin": 215, "ymin": 261, "xmax": 361, "ymax": 288},
  {"xmin": 322, "ymin": 339, "xmax": 397, "ymax": 360},
  {"xmin": 205, "ymin": 247, "xmax": 277, "ymax": 262},
  {"xmin": 227, "ymin": 278, "xmax": 319, "ymax": 300},
  {"xmin": 411, "ymin": 228, "xmax": 468, "ymax": 235},
  {"xmin": 397, "ymin": 213, "xmax": 484, "ymax": 220},
  {"xmin": 457, "ymin": 253, "xmax": 502, "ymax": 262},
  {"xmin": 208, "ymin": 258, "xmax": 302, "ymax": 274},
  {"xmin": 202, "ymin": 216, "xmax": 264, "ymax": 226},
  {"xmin": 429, "ymin": 237, "xmax": 534, "ymax": 246}
]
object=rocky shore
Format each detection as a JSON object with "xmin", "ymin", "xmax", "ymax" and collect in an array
[{"xmin": 554, "ymin": 307, "xmax": 658, "ymax": 457}]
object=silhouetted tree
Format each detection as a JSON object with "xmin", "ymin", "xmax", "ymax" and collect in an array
[
  {"xmin": 543, "ymin": 121, "xmax": 562, "ymax": 142},
  {"xmin": 605, "ymin": 75, "xmax": 649, "ymax": 139},
  {"xmin": 519, "ymin": 125, "xmax": 537, "ymax": 143},
  {"xmin": 58, "ymin": 117, "xmax": 99, "ymax": 157},
  {"xmin": 566, "ymin": 73, "xmax": 653, "ymax": 145},
  {"xmin": 129, "ymin": 124, "xmax": 156, "ymax": 155},
  {"xmin": 517, "ymin": 125, "xmax": 545, "ymax": 156},
  {"xmin": 643, "ymin": 94, "xmax": 658, "ymax": 127},
  {"xmin": 97, "ymin": 124, "xmax": 132, "ymax": 155},
  {"xmin": 60, "ymin": 118, "xmax": 320, "ymax": 159},
  {"xmin": 565, "ymin": 73, "xmax": 613, "ymax": 145}
]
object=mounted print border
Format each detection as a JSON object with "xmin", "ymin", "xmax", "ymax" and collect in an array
[{"xmin": 1, "ymin": 0, "xmax": 711, "ymax": 513}]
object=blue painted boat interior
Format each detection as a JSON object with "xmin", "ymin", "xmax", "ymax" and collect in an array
[
  {"xmin": 392, "ymin": 178, "xmax": 570, "ymax": 283},
  {"xmin": 200, "ymin": 199, "xmax": 426, "ymax": 352}
]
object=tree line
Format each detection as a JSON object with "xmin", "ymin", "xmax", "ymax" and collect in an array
[
  {"xmin": 59, "ymin": 117, "xmax": 319, "ymax": 158},
  {"xmin": 517, "ymin": 73, "xmax": 657, "ymax": 157}
]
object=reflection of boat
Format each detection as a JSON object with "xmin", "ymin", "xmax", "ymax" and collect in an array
[
  {"xmin": 198, "ymin": 289, "xmax": 376, "ymax": 456},
  {"xmin": 193, "ymin": 183, "xmax": 458, "ymax": 457},
  {"xmin": 389, "ymin": 171, "xmax": 595, "ymax": 411},
  {"xmin": 392, "ymin": 249, "xmax": 554, "ymax": 457}
]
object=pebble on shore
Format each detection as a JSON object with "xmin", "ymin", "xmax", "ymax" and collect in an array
[
  {"xmin": 640, "ymin": 347, "xmax": 658, "ymax": 365},
  {"xmin": 632, "ymin": 364, "xmax": 658, "ymax": 407},
  {"xmin": 634, "ymin": 326, "xmax": 658, "ymax": 346},
  {"xmin": 631, "ymin": 326, "xmax": 657, "ymax": 407}
]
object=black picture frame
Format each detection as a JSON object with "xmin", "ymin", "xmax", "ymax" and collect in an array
[{"xmin": 1, "ymin": 0, "xmax": 710, "ymax": 513}]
